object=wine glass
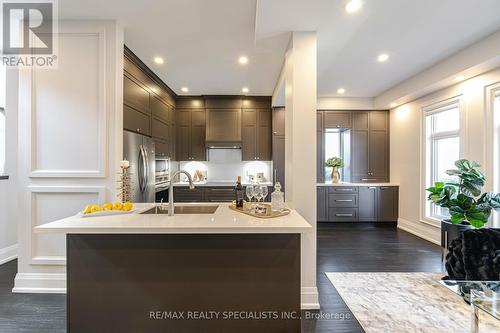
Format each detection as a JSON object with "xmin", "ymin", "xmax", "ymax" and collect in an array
[
  {"xmin": 261, "ymin": 186, "xmax": 269, "ymax": 203},
  {"xmin": 246, "ymin": 185, "xmax": 254, "ymax": 209},
  {"xmin": 253, "ymin": 186, "xmax": 263, "ymax": 209}
]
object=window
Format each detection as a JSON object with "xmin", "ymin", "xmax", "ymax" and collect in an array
[
  {"xmin": 424, "ymin": 101, "xmax": 461, "ymax": 221},
  {"xmin": 0, "ymin": 64, "xmax": 5, "ymax": 174},
  {"xmin": 324, "ymin": 129, "xmax": 351, "ymax": 182}
]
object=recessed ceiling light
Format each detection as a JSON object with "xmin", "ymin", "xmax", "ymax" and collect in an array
[
  {"xmin": 181, "ymin": 87, "xmax": 189, "ymax": 93},
  {"xmin": 455, "ymin": 75, "xmax": 465, "ymax": 81},
  {"xmin": 242, "ymin": 87, "xmax": 249, "ymax": 93},
  {"xmin": 377, "ymin": 53, "xmax": 389, "ymax": 63},
  {"xmin": 337, "ymin": 88, "xmax": 345, "ymax": 94},
  {"xmin": 154, "ymin": 57, "xmax": 164, "ymax": 64},
  {"xmin": 239, "ymin": 56, "xmax": 249, "ymax": 65},
  {"xmin": 345, "ymin": 0, "xmax": 363, "ymax": 13},
  {"xmin": 390, "ymin": 102, "xmax": 397, "ymax": 108}
]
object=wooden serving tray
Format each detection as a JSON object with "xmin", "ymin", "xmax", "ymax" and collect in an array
[{"xmin": 229, "ymin": 201, "xmax": 290, "ymax": 219}]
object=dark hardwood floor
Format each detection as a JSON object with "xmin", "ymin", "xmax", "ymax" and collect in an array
[{"xmin": 0, "ymin": 224, "xmax": 443, "ymax": 333}]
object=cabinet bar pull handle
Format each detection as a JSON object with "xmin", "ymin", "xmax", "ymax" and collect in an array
[
  {"xmin": 336, "ymin": 188, "xmax": 353, "ymax": 191},
  {"xmin": 335, "ymin": 199, "xmax": 353, "ymax": 202},
  {"xmin": 335, "ymin": 213, "xmax": 353, "ymax": 217}
]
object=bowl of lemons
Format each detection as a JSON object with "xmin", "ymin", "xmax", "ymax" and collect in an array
[{"xmin": 79, "ymin": 201, "xmax": 134, "ymax": 217}]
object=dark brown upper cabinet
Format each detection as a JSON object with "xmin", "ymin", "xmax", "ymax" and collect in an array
[
  {"xmin": 323, "ymin": 111, "xmax": 351, "ymax": 129},
  {"xmin": 351, "ymin": 111, "xmax": 389, "ymax": 183},
  {"xmin": 123, "ymin": 74, "xmax": 150, "ymax": 115},
  {"xmin": 175, "ymin": 108, "xmax": 206, "ymax": 161},
  {"xmin": 123, "ymin": 47, "xmax": 176, "ymax": 158},
  {"xmin": 151, "ymin": 96, "xmax": 170, "ymax": 124},
  {"xmin": 241, "ymin": 108, "xmax": 271, "ymax": 161},
  {"xmin": 205, "ymin": 108, "xmax": 241, "ymax": 147}
]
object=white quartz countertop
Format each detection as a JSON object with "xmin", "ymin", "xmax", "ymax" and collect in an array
[
  {"xmin": 34, "ymin": 203, "xmax": 311, "ymax": 234},
  {"xmin": 172, "ymin": 181, "xmax": 273, "ymax": 187},
  {"xmin": 317, "ymin": 182, "xmax": 399, "ymax": 187}
]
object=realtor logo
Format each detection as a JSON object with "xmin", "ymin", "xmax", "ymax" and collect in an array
[{"xmin": 1, "ymin": 0, "xmax": 57, "ymax": 67}]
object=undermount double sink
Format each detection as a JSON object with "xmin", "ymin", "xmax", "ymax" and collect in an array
[{"xmin": 141, "ymin": 205, "xmax": 219, "ymax": 215}]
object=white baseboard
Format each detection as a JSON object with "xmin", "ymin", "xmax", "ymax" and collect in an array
[
  {"xmin": 398, "ymin": 218, "xmax": 440, "ymax": 245},
  {"xmin": 301, "ymin": 286, "xmax": 320, "ymax": 309},
  {"xmin": 0, "ymin": 244, "xmax": 18, "ymax": 265},
  {"xmin": 12, "ymin": 272, "xmax": 320, "ymax": 309},
  {"xmin": 12, "ymin": 272, "xmax": 66, "ymax": 294}
]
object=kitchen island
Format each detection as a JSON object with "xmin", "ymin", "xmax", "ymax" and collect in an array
[{"xmin": 35, "ymin": 203, "xmax": 311, "ymax": 333}]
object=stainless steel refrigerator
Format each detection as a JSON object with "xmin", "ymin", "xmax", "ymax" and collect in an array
[{"xmin": 123, "ymin": 131, "xmax": 155, "ymax": 202}]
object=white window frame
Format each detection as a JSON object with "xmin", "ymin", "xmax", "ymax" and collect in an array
[
  {"xmin": 485, "ymin": 82, "xmax": 500, "ymax": 228},
  {"xmin": 421, "ymin": 96, "xmax": 464, "ymax": 225}
]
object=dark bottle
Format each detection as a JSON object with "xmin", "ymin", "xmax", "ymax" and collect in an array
[{"xmin": 235, "ymin": 176, "xmax": 244, "ymax": 208}]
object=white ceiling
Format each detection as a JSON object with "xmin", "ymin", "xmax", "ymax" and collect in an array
[
  {"xmin": 59, "ymin": 0, "xmax": 500, "ymax": 97},
  {"xmin": 59, "ymin": 0, "xmax": 287, "ymax": 96}
]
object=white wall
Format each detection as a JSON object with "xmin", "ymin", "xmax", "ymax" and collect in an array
[
  {"xmin": 391, "ymin": 67, "xmax": 500, "ymax": 244},
  {"xmin": 0, "ymin": 68, "xmax": 19, "ymax": 265},
  {"xmin": 275, "ymin": 32, "xmax": 319, "ymax": 309},
  {"xmin": 13, "ymin": 21, "xmax": 124, "ymax": 292},
  {"xmin": 317, "ymin": 97, "xmax": 374, "ymax": 110}
]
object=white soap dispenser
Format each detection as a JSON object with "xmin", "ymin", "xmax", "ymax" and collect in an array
[{"xmin": 271, "ymin": 182, "xmax": 284, "ymax": 212}]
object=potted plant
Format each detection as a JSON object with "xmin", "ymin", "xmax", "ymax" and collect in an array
[
  {"xmin": 326, "ymin": 157, "xmax": 344, "ymax": 183},
  {"xmin": 426, "ymin": 159, "xmax": 500, "ymax": 249}
]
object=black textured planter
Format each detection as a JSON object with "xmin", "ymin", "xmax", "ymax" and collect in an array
[{"xmin": 441, "ymin": 219, "xmax": 472, "ymax": 249}]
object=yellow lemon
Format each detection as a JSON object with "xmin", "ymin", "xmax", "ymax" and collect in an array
[
  {"xmin": 102, "ymin": 203, "xmax": 113, "ymax": 211},
  {"xmin": 83, "ymin": 204, "xmax": 93, "ymax": 214},
  {"xmin": 90, "ymin": 205, "xmax": 102, "ymax": 213},
  {"xmin": 113, "ymin": 202, "xmax": 123, "ymax": 210},
  {"xmin": 122, "ymin": 202, "xmax": 133, "ymax": 211}
]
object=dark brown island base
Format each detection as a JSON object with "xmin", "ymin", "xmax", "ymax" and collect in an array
[{"xmin": 35, "ymin": 203, "xmax": 311, "ymax": 333}]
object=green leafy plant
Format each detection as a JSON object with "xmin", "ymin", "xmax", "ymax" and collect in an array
[
  {"xmin": 426, "ymin": 159, "xmax": 500, "ymax": 228},
  {"xmin": 326, "ymin": 157, "xmax": 344, "ymax": 168}
]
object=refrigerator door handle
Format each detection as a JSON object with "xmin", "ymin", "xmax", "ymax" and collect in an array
[
  {"xmin": 144, "ymin": 146, "xmax": 150, "ymax": 189},
  {"xmin": 138, "ymin": 145, "xmax": 147, "ymax": 193}
]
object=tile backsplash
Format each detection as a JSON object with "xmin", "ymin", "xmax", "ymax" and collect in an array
[{"xmin": 177, "ymin": 149, "xmax": 272, "ymax": 183}]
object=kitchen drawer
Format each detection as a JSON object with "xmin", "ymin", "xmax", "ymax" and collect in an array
[
  {"xmin": 124, "ymin": 105, "xmax": 151, "ymax": 136},
  {"xmin": 351, "ymin": 176, "xmax": 389, "ymax": 183},
  {"xmin": 328, "ymin": 186, "xmax": 358, "ymax": 193},
  {"xmin": 173, "ymin": 187, "xmax": 204, "ymax": 202},
  {"xmin": 328, "ymin": 194, "xmax": 358, "ymax": 208},
  {"xmin": 205, "ymin": 187, "xmax": 235, "ymax": 202},
  {"xmin": 329, "ymin": 208, "xmax": 358, "ymax": 222}
]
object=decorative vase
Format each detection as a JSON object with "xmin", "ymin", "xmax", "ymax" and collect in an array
[
  {"xmin": 331, "ymin": 167, "xmax": 340, "ymax": 183},
  {"xmin": 441, "ymin": 219, "xmax": 472, "ymax": 250}
]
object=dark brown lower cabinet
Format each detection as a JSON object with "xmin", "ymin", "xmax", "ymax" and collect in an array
[
  {"xmin": 317, "ymin": 187, "xmax": 328, "ymax": 222},
  {"xmin": 358, "ymin": 186, "xmax": 377, "ymax": 221},
  {"xmin": 377, "ymin": 186, "xmax": 399, "ymax": 222},
  {"xmin": 173, "ymin": 186, "xmax": 273, "ymax": 203},
  {"xmin": 317, "ymin": 185, "xmax": 398, "ymax": 222}
]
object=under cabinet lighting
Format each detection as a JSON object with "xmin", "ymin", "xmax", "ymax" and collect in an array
[
  {"xmin": 390, "ymin": 102, "xmax": 397, "ymax": 108},
  {"xmin": 377, "ymin": 53, "xmax": 389, "ymax": 63},
  {"xmin": 181, "ymin": 87, "xmax": 189, "ymax": 93},
  {"xmin": 337, "ymin": 88, "xmax": 345, "ymax": 94},
  {"xmin": 242, "ymin": 87, "xmax": 249, "ymax": 93},
  {"xmin": 345, "ymin": 0, "xmax": 363, "ymax": 13},
  {"xmin": 154, "ymin": 57, "xmax": 164, "ymax": 64}
]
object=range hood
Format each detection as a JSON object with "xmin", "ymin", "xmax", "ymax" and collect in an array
[{"xmin": 205, "ymin": 108, "xmax": 242, "ymax": 148}]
